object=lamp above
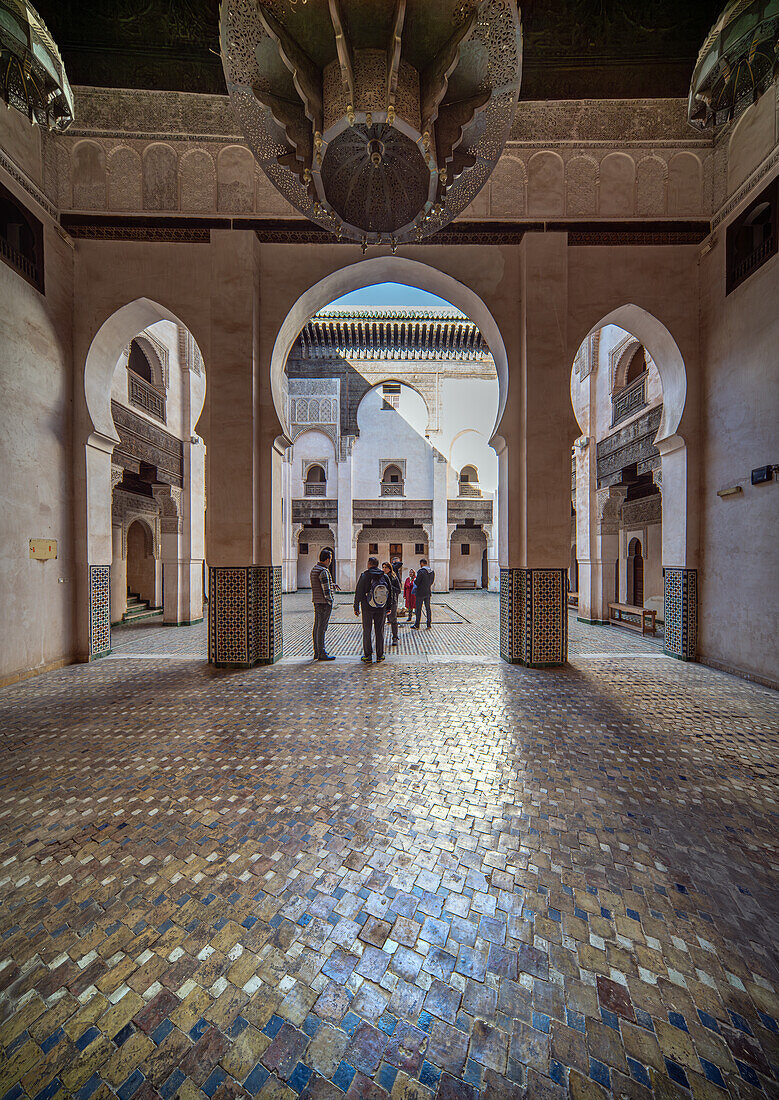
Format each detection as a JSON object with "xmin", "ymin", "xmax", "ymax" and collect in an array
[
  {"xmin": 220, "ymin": 0, "xmax": 522, "ymax": 247},
  {"xmin": 0, "ymin": 0, "xmax": 74, "ymax": 131}
]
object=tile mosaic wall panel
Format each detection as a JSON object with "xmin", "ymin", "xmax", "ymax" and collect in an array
[
  {"xmin": 664, "ymin": 567, "xmax": 697, "ymax": 661},
  {"xmin": 209, "ymin": 565, "xmax": 283, "ymax": 666},
  {"xmin": 500, "ymin": 567, "xmax": 567, "ymax": 665},
  {"xmin": 89, "ymin": 565, "xmax": 111, "ymax": 657}
]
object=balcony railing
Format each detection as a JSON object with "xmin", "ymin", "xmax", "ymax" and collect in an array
[
  {"xmin": 731, "ymin": 234, "xmax": 777, "ymax": 289},
  {"xmin": 128, "ymin": 371, "xmax": 166, "ymax": 423},
  {"xmin": 611, "ymin": 374, "xmax": 646, "ymax": 427},
  {"xmin": 304, "ymin": 483, "xmax": 326, "ymax": 497},
  {"xmin": 458, "ymin": 483, "xmax": 482, "ymax": 497},
  {"xmin": 381, "ymin": 482, "xmax": 404, "ymax": 496},
  {"xmin": 0, "ymin": 236, "xmax": 39, "ymax": 287}
]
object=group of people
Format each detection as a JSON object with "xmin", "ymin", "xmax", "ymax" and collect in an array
[{"xmin": 310, "ymin": 548, "xmax": 435, "ymax": 663}]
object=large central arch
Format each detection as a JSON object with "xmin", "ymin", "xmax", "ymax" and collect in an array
[{"xmin": 269, "ymin": 256, "xmax": 510, "ymax": 449}]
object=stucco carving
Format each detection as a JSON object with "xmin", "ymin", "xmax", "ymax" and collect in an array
[{"xmin": 596, "ymin": 486, "xmax": 628, "ymax": 535}]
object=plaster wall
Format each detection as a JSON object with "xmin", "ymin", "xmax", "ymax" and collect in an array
[
  {"xmin": 449, "ymin": 530, "xmax": 487, "ymax": 587},
  {"xmin": 0, "ymin": 197, "xmax": 74, "ymax": 683},
  {"xmin": 353, "ymin": 387, "xmax": 432, "ymax": 499},
  {"xmin": 289, "ymin": 430, "xmax": 337, "ymax": 499},
  {"xmin": 698, "ymin": 181, "xmax": 779, "ymax": 686}
]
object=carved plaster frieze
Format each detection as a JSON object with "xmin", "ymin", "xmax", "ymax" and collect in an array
[{"xmin": 596, "ymin": 486, "xmax": 628, "ymax": 535}]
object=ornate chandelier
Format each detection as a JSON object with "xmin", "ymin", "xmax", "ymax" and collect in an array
[
  {"xmin": 688, "ymin": 0, "xmax": 779, "ymax": 131},
  {"xmin": 220, "ymin": 0, "xmax": 522, "ymax": 247},
  {"xmin": 0, "ymin": 0, "xmax": 74, "ymax": 131}
]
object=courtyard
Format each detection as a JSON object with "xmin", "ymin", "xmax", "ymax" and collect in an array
[{"xmin": 0, "ymin": 633, "xmax": 776, "ymax": 1099}]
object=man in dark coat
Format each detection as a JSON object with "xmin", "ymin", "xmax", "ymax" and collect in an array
[
  {"xmin": 383, "ymin": 561, "xmax": 402, "ymax": 647},
  {"xmin": 411, "ymin": 558, "xmax": 435, "ymax": 629},
  {"xmin": 354, "ymin": 556, "xmax": 391, "ymax": 662},
  {"xmin": 310, "ymin": 548, "xmax": 336, "ymax": 660}
]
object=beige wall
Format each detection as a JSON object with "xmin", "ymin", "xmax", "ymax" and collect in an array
[
  {"xmin": 0, "ymin": 201, "xmax": 74, "ymax": 683},
  {"xmin": 698, "ymin": 192, "xmax": 779, "ymax": 686}
]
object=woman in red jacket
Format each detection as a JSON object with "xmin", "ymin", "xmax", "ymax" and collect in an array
[{"xmin": 403, "ymin": 569, "xmax": 416, "ymax": 620}]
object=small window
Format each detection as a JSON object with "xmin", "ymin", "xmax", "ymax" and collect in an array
[
  {"xmin": 461, "ymin": 544, "xmax": 470, "ymax": 555},
  {"xmin": 369, "ymin": 542, "xmax": 378, "ymax": 554},
  {"xmin": 299, "ymin": 542, "xmax": 309, "ymax": 555},
  {"xmin": 0, "ymin": 181, "xmax": 44, "ymax": 293},
  {"xmin": 389, "ymin": 543, "xmax": 402, "ymax": 558},
  {"xmin": 415, "ymin": 543, "xmax": 424, "ymax": 554},
  {"xmin": 382, "ymin": 382, "xmax": 401, "ymax": 410},
  {"xmin": 727, "ymin": 176, "xmax": 778, "ymax": 294}
]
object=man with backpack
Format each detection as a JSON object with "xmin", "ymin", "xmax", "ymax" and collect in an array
[
  {"xmin": 411, "ymin": 558, "xmax": 435, "ymax": 629},
  {"xmin": 354, "ymin": 556, "xmax": 392, "ymax": 663},
  {"xmin": 382, "ymin": 561, "xmax": 402, "ymax": 647}
]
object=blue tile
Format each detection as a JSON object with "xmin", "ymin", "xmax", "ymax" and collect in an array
[
  {"xmin": 550, "ymin": 1060, "xmax": 566, "ymax": 1086},
  {"xmin": 74, "ymin": 1076, "xmax": 102, "ymax": 1100},
  {"xmin": 243, "ymin": 1062, "xmax": 270, "ymax": 1095},
  {"xmin": 301, "ymin": 1013, "xmax": 321, "ymax": 1038},
  {"xmin": 75, "ymin": 1026, "xmax": 100, "ymax": 1051},
  {"xmin": 735, "ymin": 1059, "xmax": 761, "ymax": 1088},
  {"xmin": 117, "ymin": 1070, "xmax": 145, "ymax": 1100},
  {"xmin": 635, "ymin": 1008, "xmax": 655, "ymax": 1032},
  {"xmin": 332, "ymin": 1061, "xmax": 356, "ymax": 1092},
  {"xmin": 664, "ymin": 1058, "xmax": 690, "ymax": 1089},
  {"xmin": 589, "ymin": 1057, "xmax": 610, "ymax": 1089},
  {"xmin": 6, "ymin": 1031, "xmax": 28, "ymax": 1056},
  {"xmin": 600, "ymin": 907, "xmax": 612, "ymax": 919},
  {"xmin": 32, "ymin": 1079, "xmax": 62, "ymax": 1100},
  {"xmin": 566, "ymin": 1008, "xmax": 585, "ymax": 1034},
  {"xmin": 377, "ymin": 1012, "xmax": 397, "ymax": 1035},
  {"xmin": 759, "ymin": 1012, "xmax": 778, "ymax": 1034},
  {"xmin": 668, "ymin": 1011, "xmax": 688, "ymax": 1032},
  {"xmin": 340, "ymin": 1011, "xmax": 361, "ymax": 1036},
  {"xmin": 1, "ymin": 1086, "xmax": 24, "ymax": 1100},
  {"xmin": 418, "ymin": 1010, "xmax": 434, "ymax": 1033},
  {"xmin": 728, "ymin": 1010, "xmax": 753, "ymax": 1036},
  {"xmin": 532, "ymin": 1012, "xmax": 550, "ymax": 1033},
  {"xmin": 377, "ymin": 1062, "xmax": 398, "ymax": 1092},
  {"xmin": 151, "ymin": 1018, "xmax": 174, "ymax": 1045},
  {"xmin": 627, "ymin": 1058, "xmax": 651, "ymax": 1088},
  {"xmin": 697, "ymin": 1009, "xmax": 720, "ymax": 1033},
  {"xmin": 262, "ymin": 1014, "xmax": 284, "ymax": 1038},
  {"xmin": 626, "ymin": 908, "xmax": 640, "ymax": 921},
  {"xmin": 227, "ymin": 1015, "xmax": 250, "ymax": 1039},
  {"xmin": 288, "ymin": 1062, "xmax": 312, "ymax": 1094},
  {"xmin": 202, "ymin": 1068, "xmax": 226, "ymax": 1097},
  {"xmin": 600, "ymin": 1007, "xmax": 620, "ymax": 1031},
  {"xmin": 40, "ymin": 1027, "xmax": 64, "ymax": 1054},
  {"xmin": 574, "ymin": 907, "xmax": 589, "ymax": 921},
  {"xmin": 189, "ymin": 1016, "xmax": 210, "ymax": 1041},
  {"xmin": 699, "ymin": 1059, "xmax": 725, "ymax": 1087},
  {"xmin": 158, "ymin": 1069, "xmax": 186, "ymax": 1099},
  {"xmin": 464, "ymin": 1059, "xmax": 483, "ymax": 1088},
  {"xmin": 420, "ymin": 1061, "xmax": 442, "ymax": 1090}
]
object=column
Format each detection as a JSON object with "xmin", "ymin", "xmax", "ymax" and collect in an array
[
  {"xmin": 282, "ymin": 451, "xmax": 297, "ymax": 592},
  {"xmin": 110, "ymin": 522, "xmax": 125, "ymax": 625},
  {"xmin": 500, "ymin": 233, "xmax": 575, "ymax": 666},
  {"xmin": 206, "ymin": 230, "xmax": 281, "ymax": 665},
  {"xmin": 431, "ymin": 450, "xmax": 449, "ymax": 592},
  {"xmin": 82, "ymin": 432, "xmax": 115, "ymax": 658},
  {"xmin": 588, "ymin": 485, "xmax": 627, "ymax": 621},
  {"xmin": 484, "ymin": 520, "xmax": 500, "ymax": 592},
  {"xmin": 658, "ymin": 438, "xmax": 697, "ymax": 660},
  {"xmin": 336, "ymin": 437, "xmax": 356, "ymax": 590}
]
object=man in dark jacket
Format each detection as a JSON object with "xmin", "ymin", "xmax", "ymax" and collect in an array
[
  {"xmin": 411, "ymin": 558, "xmax": 435, "ymax": 629},
  {"xmin": 383, "ymin": 561, "xmax": 402, "ymax": 647},
  {"xmin": 354, "ymin": 557, "xmax": 391, "ymax": 663},
  {"xmin": 310, "ymin": 548, "xmax": 336, "ymax": 660}
]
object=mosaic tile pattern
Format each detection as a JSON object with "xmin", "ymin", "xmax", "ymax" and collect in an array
[
  {"xmin": 1, "ymin": 650, "xmax": 777, "ymax": 1100},
  {"xmin": 209, "ymin": 568, "xmax": 283, "ymax": 667},
  {"xmin": 501, "ymin": 569, "xmax": 567, "ymax": 666},
  {"xmin": 664, "ymin": 569, "xmax": 697, "ymax": 662},
  {"xmin": 88, "ymin": 565, "xmax": 111, "ymax": 658}
]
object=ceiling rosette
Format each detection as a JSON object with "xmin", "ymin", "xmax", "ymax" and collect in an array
[{"xmin": 220, "ymin": 0, "xmax": 522, "ymax": 246}]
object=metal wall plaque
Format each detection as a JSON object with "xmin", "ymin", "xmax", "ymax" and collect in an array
[{"xmin": 29, "ymin": 538, "xmax": 57, "ymax": 560}]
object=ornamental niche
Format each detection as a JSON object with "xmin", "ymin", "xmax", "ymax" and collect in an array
[{"xmin": 220, "ymin": 0, "xmax": 522, "ymax": 247}]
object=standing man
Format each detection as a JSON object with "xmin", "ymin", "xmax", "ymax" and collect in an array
[
  {"xmin": 354, "ymin": 556, "xmax": 391, "ymax": 663},
  {"xmin": 382, "ymin": 561, "xmax": 401, "ymax": 647},
  {"xmin": 310, "ymin": 548, "xmax": 336, "ymax": 660},
  {"xmin": 411, "ymin": 558, "xmax": 435, "ymax": 630}
]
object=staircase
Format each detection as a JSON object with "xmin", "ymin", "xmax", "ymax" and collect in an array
[{"xmin": 123, "ymin": 590, "xmax": 161, "ymax": 623}]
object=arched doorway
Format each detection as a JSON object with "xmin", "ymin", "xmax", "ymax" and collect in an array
[
  {"xmin": 126, "ymin": 520, "xmax": 156, "ymax": 608},
  {"xmin": 627, "ymin": 537, "xmax": 644, "ymax": 607}
]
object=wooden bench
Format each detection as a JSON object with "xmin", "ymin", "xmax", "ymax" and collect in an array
[
  {"xmin": 609, "ymin": 603, "xmax": 657, "ymax": 635},
  {"xmin": 452, "ymin": 579, "xmax": 477, "ymax": 590},
  {"xmin": 567, "ymin": 590, "xmax": 579, "ymax": 608}
]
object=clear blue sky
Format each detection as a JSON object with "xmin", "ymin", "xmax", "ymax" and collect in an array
[{"xmin": 325, "ymin": 282, "xmax": 459, "ymax": 310}]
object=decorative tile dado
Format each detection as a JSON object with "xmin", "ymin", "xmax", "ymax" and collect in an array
[
  {"xmin": 664, "ymin": 567, "xmax": 697, "ymax": 661},
  {"xmin": 89, "ymin": 565, "xmax": 111, "ymax": 657},
  {"xmin": 500, "ymin": 567, "xmax": 567, "ymax": 666},
  {"xmin": 209, "ymin": 565, "xmax": 282, "ymax": 666}
]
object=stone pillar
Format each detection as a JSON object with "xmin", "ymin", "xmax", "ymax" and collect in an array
[
  {"xmin": 206, "ymin": 231, "xmax": 281, "ymax": 665},
  {"xmin": 587, "ymin": 485, "xmax": 627, "ymax": 623},
  {"xmin": 484, "ymin": 521, "xmax": 500, "ymax": 592},
  {"xmin": 110, "ymin": 522, "xmax": 126, "ymax": 625},
  {"xmin": 431, "ymin": 450, "xmax": 449, "ymax": 592},
  {"xmin": 658, "ymin": 437, "xmax": 697, "ymax": 660},
  {"xmin": 337, "ymin": 437, "xmax": 356, "ymax": 590},
  {"xmin": 82, "ymin": 433, "xmax": 115, "ymax": 658},
  {"xmin": 282, "ymin": 451, "xmax": 297, "ymax": 592},
  {"xmin": 500, "ymin": 233, "xmax": 574, "ymax": 666}
]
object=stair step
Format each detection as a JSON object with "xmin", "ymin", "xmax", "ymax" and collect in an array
[{"xmin": 123, "ymin": 606, "xmax": 161, "ymax": 622}]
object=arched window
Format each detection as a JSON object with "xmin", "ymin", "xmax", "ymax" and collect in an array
[
  {"xmin": 625, "ymin": 347, "xmax": 646, "ymax": 386},
  {"xmin": 381, "ymin": 464, "xmax": 404, "ymax": 496},
  {"xmin": 459, "ymin": 465, "xmax": 481, "ymax": 496},
  {"xmin": 127, "ymin": 338, "xmax": 166, "ymax": 422},
  {"xmin": 612, "ymin": 345, "xmax": 648, "ymax": 425},
  {"xmin": 304, "ymin": 464, "xmax": 326, "ymax": 496}
]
